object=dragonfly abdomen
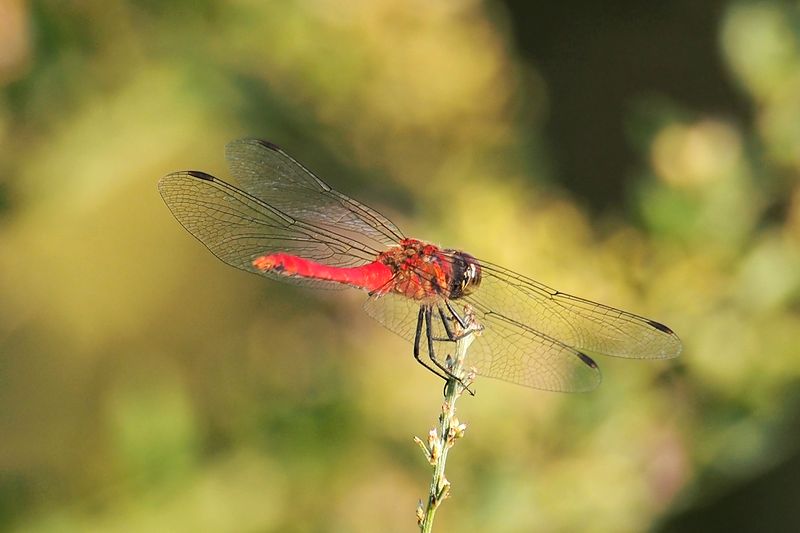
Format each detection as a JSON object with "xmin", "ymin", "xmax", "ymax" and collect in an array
[{"xmin": 252, "ymin": 253, "xmax": 394, "ymax": 292}]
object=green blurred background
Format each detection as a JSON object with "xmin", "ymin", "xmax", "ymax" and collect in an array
[{"xmin": 1, "ymin": 1, "xmax": 799, "ymax": 531}]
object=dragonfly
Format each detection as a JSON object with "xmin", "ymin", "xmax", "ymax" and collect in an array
[{"xmin": 158, "ymin": 139, "xmax": 681, "ymax": 392}]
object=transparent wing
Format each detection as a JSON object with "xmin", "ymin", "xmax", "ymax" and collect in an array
[
  {"xmin": 158, "ymin": 170, "xmax": 385, "ymax": 288},
  {"xmin": 363, "ymin": 291, "xmax": 602, "ymax": 392},
  {"xmin": 225, "ymin": 139, "xmax": 405, "ymax": 251},
  {"xmin": 463, "ymin": 259, "xmax": 682, "ymax": 360}
]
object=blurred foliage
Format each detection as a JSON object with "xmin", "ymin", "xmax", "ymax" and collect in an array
[{"xmin": 1, "ymin": 1, "xmax": 799, "ymax": 532}]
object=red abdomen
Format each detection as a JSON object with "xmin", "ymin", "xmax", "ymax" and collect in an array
[{"xmin": 252, "ymin": 253, "xmax": 394, "ymax": 292}]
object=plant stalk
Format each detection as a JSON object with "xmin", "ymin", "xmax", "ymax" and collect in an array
[{"xmin": 416, "ymin": 310, "xmax": 480, "ymax": 533}]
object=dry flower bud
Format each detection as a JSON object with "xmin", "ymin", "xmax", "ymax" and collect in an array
[
  {"xmin": 438, "ymin": 478, "xmax": 451, "ymax": 501},
  {"xmin": 431, "ymin": 443, "xmax": 442, "ymax": 462}
]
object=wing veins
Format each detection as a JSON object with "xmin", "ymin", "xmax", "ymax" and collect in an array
[{"xmin": 162, "ymin": 171, "xmax": 385, "ymax": 264}]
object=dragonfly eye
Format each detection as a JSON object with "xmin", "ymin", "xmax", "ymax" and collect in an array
[
  {"xmin": 461, "ymin": 260, "xmax": 482, "ymax": 295},
  {"xmin": 448, "ymin": 252, "xmax": 481, "ymax": 298}
]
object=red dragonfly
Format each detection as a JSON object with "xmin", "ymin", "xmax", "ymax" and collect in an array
[{"xmin": 158, "ymin": 139, "xmax": 681, "ymax": 392}]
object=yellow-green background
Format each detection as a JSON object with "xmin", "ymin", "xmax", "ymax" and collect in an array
[{"xmin": 2, "ymin": 1, "xmax": 799, "ymax": 532}]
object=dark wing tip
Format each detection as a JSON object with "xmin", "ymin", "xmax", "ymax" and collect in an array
[
  {"xmin": 226, "ymin": 138, "xmax": 286, "ymax": 156},
  {"xmin": 186, "ymin": 170, "xmax": 216, "ymax": 181},
  {"xmin": 648, "ymin": 320, "xmax": 675, "ymax": 335},
  {"xmin": 577, "ymin": 351, "xmax": 599, "ymax": 369},
  {"xmin": 574, "ymin": 351, "xmax": 602, "ymax": 392},
  {"xmin": 254, "ymin": 139, "xmax": 284, "ymax": 152}
]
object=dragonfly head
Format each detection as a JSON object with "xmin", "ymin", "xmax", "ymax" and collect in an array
[{"xmin": 448, "ymin": 251, "xmax": 482, "ymax": 298}]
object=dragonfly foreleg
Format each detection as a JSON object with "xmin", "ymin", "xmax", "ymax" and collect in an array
[
  {"xmin": 431, "ymin": 301, "xmax": 475, "ymax": 342},
  {"xmin": 445, "ymin": 300, "xmax": 468, "ymax": 330},
  {"xmin": 424, "ymin": 305, "xmax": 474, "ymax": 395}
]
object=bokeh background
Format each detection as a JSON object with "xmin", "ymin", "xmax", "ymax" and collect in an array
[{"xmin": 2, "ymin": 1, "xmax": 800, "ymax": 531}]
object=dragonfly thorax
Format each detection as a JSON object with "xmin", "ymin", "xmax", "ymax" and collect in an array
[{"xmin": 376, "ymin": 239, "xmax": 481, "ymax": 301}]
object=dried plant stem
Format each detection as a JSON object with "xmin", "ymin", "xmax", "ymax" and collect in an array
[{"xmin": 416, "ymin": 313, "xmax": 480, "ymax": 533}]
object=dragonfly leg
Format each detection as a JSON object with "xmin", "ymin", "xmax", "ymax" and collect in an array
[
  {"xmin": 445, "ymin": 300, "xmax": 468, "ymax": 330},
  {"xmin": 433, "ymin": 305, "xmax": 458, "ymax": 342},
  {"xmin": 424, "ymin": 306, "xmax": 475, "ymax": 395},
  {"xmin": 413, "ymin": 306, "xmax": 450, "ymax": 382},
  {"xmin": 432, "ymin": 301, "xmax": 480, "ymax": 342}
]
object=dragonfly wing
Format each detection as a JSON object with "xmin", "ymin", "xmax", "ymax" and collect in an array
[
  {"xmin": 363, "ymin": 291, "xmax": 601, "ymax": 392},
  {"xmin": 455, "ymin": 302, "xmax": 602, "ymax": 392},
  {"xmin": 466, "ymin": 260, "xmax": 682, "ymax": 360},
  {"xmin": 225, "ymin": 139, "xmax": 405, "ymax": 251},
  {"xmin": 158, "ymin": 170, "xmax": 379, "ymax": 288},
  {"xmin": 363, "ymin": 291, "xmax": 424, "ymax": 345}
]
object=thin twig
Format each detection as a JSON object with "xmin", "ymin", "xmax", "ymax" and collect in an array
[{"xmin": 416, "ymin": 306, "xmax": 481, "ymax": 533}]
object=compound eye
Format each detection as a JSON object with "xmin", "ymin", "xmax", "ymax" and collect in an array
[
  {"xmin": 448, "ymin": 252, "xmax": 482, "ymax": 298},
  {"xmin": 460, "ymin": 262, "xmax": 481, "ymax": 295}
]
